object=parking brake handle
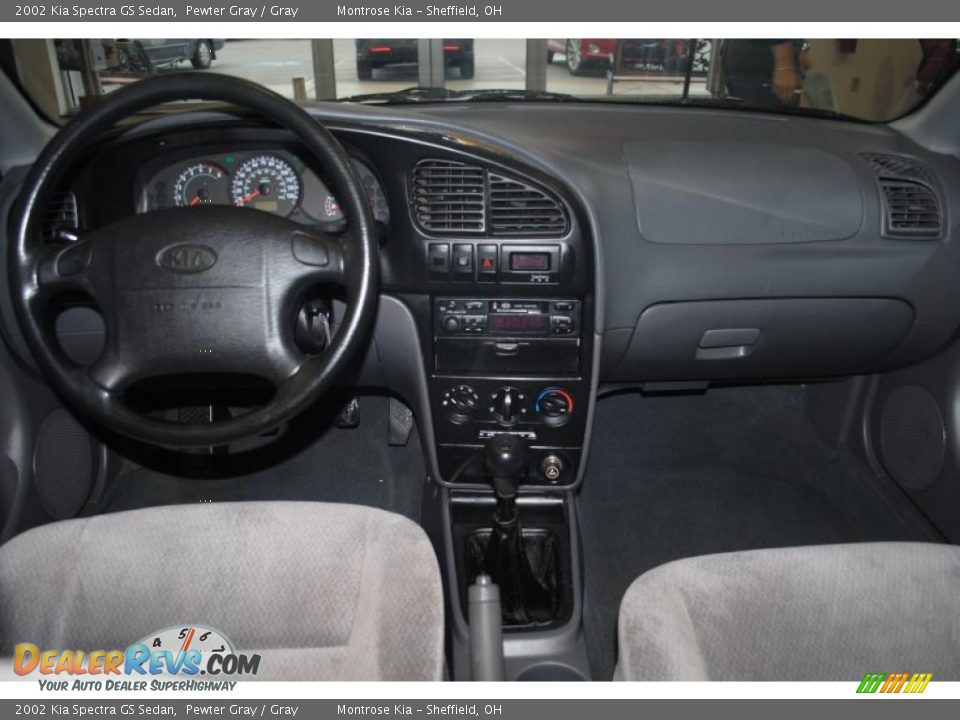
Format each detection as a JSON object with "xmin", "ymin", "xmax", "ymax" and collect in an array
[{"xmin": 468, "ymin": 574, "xmax": 506, "ymax": 681}]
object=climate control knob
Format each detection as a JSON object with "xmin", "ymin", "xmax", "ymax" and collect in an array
[
  {"xmin": 442, "ymin": 384, "xmax": 480, "ymax": 424},
  {"xmin": 490, "ymin": 386, "xmax": 525, "ymax": 427},
  {"xmin": 535, "ymin": 387, "xmax": 574, "ymax": 427}
]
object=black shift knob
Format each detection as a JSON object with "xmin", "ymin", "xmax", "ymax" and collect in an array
[{"xmin": 485, "ymin": 434, "xmax": 528, "ymax": 498}]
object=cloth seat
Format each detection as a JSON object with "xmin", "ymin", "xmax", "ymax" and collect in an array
[
  {"xmin": 615, "ymin": 542, "xmax": 960, "ymax": 681},
  {"xmin": 0, "ymin": 501, "xmax": 444, "ymax": 681}
]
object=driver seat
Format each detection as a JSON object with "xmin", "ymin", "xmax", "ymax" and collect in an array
[{"xmin": 0, "ymin": 501, "xmax": 444, "ymax": 681}]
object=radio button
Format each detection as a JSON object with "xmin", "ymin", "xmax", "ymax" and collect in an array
[
  {"xmin": 442, "ymin": 315, "xmax": 461, "ymax": 333},
  {"xmin": 551, "ymin": 315, "xmax": 574, "ymax": 335}
]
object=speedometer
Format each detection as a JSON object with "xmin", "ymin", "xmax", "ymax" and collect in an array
[{"xmin": 230, "ymin": 154, "xmax": 302, "ymax": 217}]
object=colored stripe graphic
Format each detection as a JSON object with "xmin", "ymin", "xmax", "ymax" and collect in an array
[
  {"xmin": 857, "ymin": 672, "xmax": 932, "ymax": 694},
  {"xmin": 857, "ymin": 673, "xmax": 886, "ymax": 693}
]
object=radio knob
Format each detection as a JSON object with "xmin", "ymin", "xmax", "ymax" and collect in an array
[
  {"xmin": 491, "ymin": 386, "xmax": 525, "ymax": 427},
  {"xmin": 442, "ymin": 315, "xmax": 461, "ymax": 333},
  {"xmin": 536, "ymin": 387, "xmax": 574, "ymax": 427},
  {"xmin": 443, "ymin": 385, "xmax": 480, "ymax": 424}
]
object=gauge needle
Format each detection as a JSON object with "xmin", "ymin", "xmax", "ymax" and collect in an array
[
  {"xmin": 237, "ymin": 189, "xmax": 261, "ymax": 206},
  {"xmin": 189, "ymin": 196, "xmax": 202, "ymax": 207},
  {"xmin": 180, "ymin": 627, "xmax": 196, "ymax": 653}
]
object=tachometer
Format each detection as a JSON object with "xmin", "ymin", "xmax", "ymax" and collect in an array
[
  {"xmin": 230, "ymin": 154, "xmax": 302, "ymax": 216},
  {"xmin": 174, "ymin": 163, "xmax": 229, "ymax": 207}
]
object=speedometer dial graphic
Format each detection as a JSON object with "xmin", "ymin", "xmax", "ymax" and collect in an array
[{"xmin": 231, "ymin": 154, "xmax": 302, "ymax": 217}]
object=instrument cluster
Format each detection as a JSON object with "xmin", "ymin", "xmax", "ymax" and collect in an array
[{"xmin": 138, "ymin": 149, "xmax": 390, "ymax": 226}]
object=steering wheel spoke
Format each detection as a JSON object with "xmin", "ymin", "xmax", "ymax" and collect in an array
[
  {"xmin": 286, "ymin": 229, "xmax": 348, "ymax": 286},
  {"xmin": 35, "ymin": 240, "xmax": 97, "ymax": 297}
]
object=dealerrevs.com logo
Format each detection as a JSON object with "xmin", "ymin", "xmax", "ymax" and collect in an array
[{"xmin": 13, "ymin": 625, "xmax": 260, "ymax": 691}]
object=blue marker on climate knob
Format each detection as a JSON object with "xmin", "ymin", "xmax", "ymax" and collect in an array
[{"xmin": 535, "ymin": 387, "xmax": 574, "ymax": 416}]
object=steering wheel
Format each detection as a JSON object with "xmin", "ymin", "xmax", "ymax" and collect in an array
[{"xmin": 9, "ymin": 74, "xmax": 379, "ymax": 448}]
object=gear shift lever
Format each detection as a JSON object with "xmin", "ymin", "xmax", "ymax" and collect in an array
[
  {"xmin": 486, "ymin": 434, "xmax": 526, "ymax": 522},
  {"xmin": 479, "ymin": 435, "xmax": 556, "ymax": 625}
]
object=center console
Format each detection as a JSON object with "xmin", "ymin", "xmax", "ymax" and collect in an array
[
  {"xmin": 414, "ymin": 200, "xmax": 594, "ymax": 678},
  {"xmin": 430, "ymin": 295, "xmax": 590, "ymax": 488},
  {"xmin": 361, "ymin": 137, "xmax": 595, "ymax": 680}
]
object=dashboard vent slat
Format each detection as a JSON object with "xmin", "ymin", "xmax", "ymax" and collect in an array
[
  {"xmin": 42, "ymin": 191, "xmax": 79, "ymax": 243},
  {"xmin": 489, "ymin": 174, "xmax": 567, "ymax": 236},
  {"xmin": 412, "ymin": 160, "xmax": 486, "ymax": 233},
  {"xmin": 861, "ymin": 153, "xmax": 943, "ymax": 239}
]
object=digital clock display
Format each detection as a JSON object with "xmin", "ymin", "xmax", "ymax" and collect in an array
[
  {"xmin": 488, "ymin": 314, "xmax": 549, "ymax": 334},
  {"xmin": 509, "ymin": 252, "xmax": 551, "ymax": 272}
]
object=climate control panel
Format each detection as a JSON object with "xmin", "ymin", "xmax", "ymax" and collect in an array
[
  {"xmin": 431, "ymin": 376, "xmax": 586, "ymax": 487},
  {"xmin": 441, "ymin": 383, "xmax": 575, "ymax": 428}
]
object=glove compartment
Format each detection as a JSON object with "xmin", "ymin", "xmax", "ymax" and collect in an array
[{"xmin": 612, "ymin": 298, "xmax": 914, "ymax": 381}]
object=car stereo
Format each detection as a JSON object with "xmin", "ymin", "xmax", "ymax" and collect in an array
[{"xmin": 435, "ymin": 298, "xmax": 578, "ymax": 337}]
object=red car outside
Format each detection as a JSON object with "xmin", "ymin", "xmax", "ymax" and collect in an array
[{"xmin": 547, "ymin": 39, "xmax": 615, "ymax": 75}]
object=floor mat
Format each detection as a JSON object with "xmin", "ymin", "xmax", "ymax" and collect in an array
[
  {"xmin": 579, "ymin": 385, "xmax": 941, "ymax": 681},
  {"xmin": 98, "ymin": 395, "xmax": 425, "ymax": 522}
]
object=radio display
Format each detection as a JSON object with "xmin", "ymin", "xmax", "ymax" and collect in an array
[
  {"xmin": 489, "ymin": 313, "xmax": 549, "ymax": 334},
  {"xmin": 509, "ymin": 252, "xmax": 551, "ymax": 272}
]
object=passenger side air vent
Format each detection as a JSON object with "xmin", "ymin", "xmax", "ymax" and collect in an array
[
  {"xmin": 412, "ymin": 160, "xmax": 486, "ymax": 233},
  {"xmin": 489, "ymin": 173, "xmax": 568, "ymax": 236},
  {"xmin": 880, "ymin": 181, "xmax": 942, "ymax": 237},
  {"xmin": 861, "ymin": 153, "xmax": 943, "ymax": 239},
  {"xmin": 42, "ymin": 191, "xmax": 79, "ymax": 243}
]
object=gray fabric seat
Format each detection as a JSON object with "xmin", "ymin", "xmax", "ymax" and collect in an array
[
  {"xmin": 615, "ymin": 542, "xmax": 960, "ymax": 681},
  {"xmin": 0, "ymin": 501, "xmax": 444, "ymax": 681}
]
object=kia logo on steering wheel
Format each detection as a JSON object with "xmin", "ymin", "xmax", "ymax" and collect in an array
[{"xmin": 157, "ymin": 244, "xmax": 218, "ymax": 274}]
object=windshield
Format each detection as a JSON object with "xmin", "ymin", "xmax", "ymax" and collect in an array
[{"xmin": 28, "ymin": 38, "xmax": 960, "ymax": 121}]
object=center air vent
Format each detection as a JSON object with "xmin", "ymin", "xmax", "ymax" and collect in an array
[
  {"xmin": 489, "ymin": 174, "xmax": 567, "ymax": 236},
  {"xmin": 412, "ymin": 160, "xmax": 486, "ymax": 233},
  {"xmin": 412, "ymin": 159, "xmax": 569, "ymax": 237},
  {"xmin": 861, "ymin": 153, "xmax": 943, "ymax": 239}
]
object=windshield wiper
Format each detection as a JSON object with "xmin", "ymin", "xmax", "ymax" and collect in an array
[
  {"xmin": 339, "ymin": 86, "xmax": 463, "ymax": 104},
  {"xmin": 340, "ymin": 86, "xmax": 580, "ymax": 105},
  {"xmin": 458, "ymin": 89, "xmax": 580, "ymax": 102}
]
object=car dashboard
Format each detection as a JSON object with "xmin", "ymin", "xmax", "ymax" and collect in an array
[{"xmin": 3, "ymin": 99, "xmax": 960, "ymax": 494}]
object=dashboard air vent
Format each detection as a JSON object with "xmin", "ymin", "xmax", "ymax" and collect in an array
[
  {"xmin": 42, "ymin": 191, "xmax": 79, "ymax": 243},
  {"xmin": 880, "ymin": 181, "xmax": 942, "ymax": 237},
  {"xmin": 412, "ymin": 160, "xmax": 486, "ymax": 233},
  {"xmin": 489, "ymin": 173, "xmax": 568, "ymax": 236},
  {"xmin": 861, "ymin": 153, "xmax": 942, "ymax": 238}
]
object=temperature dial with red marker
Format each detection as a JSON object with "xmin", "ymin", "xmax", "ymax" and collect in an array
[{"xmin": 535, "ymin": 387, "xmax": 574, "ymax": 426}]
